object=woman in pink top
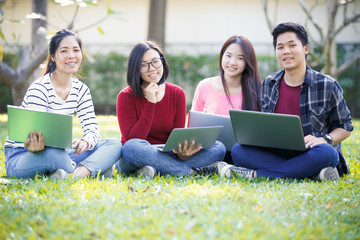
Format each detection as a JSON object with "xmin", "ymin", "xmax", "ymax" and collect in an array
[
  {"xmin": 191, "ymin": 35, "xmax": 262, "ymax": 163},
  {"xmin": 191, "ymin": 35, "xmax": 262, "ymax": 116}
]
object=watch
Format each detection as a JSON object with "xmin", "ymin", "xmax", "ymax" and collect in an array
[{"xmin": 323, "ymin": 134, "xmax": 333, "ymax": 145}]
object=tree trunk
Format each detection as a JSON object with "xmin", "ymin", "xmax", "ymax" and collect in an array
[
  {"xmin": 10, "ymin": 0, "xmax": 48, "ymax": 106},
  {"xmin": 147, "ymin": 0, "xmax": 167, "ymax": 50},
  {"xmin": 323, "ymin": 39, "xmax": 334, "ymax": 75},
  {"xmin": 28, "ymin": 0, "xmax": 48, "ymax": 90},
  {"xmin": 12, "ymin": 81, "xmax": 28, "ymax": 106}
]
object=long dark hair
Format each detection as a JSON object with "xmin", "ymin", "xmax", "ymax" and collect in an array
[
  {"xmin": 127, "ymin": 41, "xmax": 170, "ymax": 97},
  {"xmin": 42, "ymin": 29, "xmax": 83, "ymax": 76},
  {"xmin": 219, "ymin": 35, "xmax": 262, "ymax": 111}
]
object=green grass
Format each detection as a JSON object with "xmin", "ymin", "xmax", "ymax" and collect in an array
[{"xmin": 0, "ymin": 115, "xmax": 359, "ymax": 239}]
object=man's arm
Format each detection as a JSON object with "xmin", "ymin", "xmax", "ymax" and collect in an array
[
  {"xmin": 304, "ymin": 128, "xmax": 351, "ymax": 148},
  {"xmin": 328, "ymin": 128, "xmax": 351, "ymax": 145}
]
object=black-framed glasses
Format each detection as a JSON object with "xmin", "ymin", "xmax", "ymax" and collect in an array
[{"xmin": 140, "ymin": 57, "xmax": 163, "ymax": 73}]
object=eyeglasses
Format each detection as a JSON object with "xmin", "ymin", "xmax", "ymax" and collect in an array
[{"xmin": 140, "ymin": 57, "xmax": 163, "ymax": 73}]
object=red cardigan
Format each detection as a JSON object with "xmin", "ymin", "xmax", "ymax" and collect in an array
[{"xmin": 117, "ymin": 82, "xmax": 187, "ymax": 144}]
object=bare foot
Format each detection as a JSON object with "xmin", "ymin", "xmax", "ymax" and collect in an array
[{"xmin": 71, "ymin": 166, "xmax": 91, "ymax": 178}]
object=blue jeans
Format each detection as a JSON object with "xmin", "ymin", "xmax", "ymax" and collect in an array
[
  {"xmin": 231, "ymin": 143, "xmax": 339, "ymax": 179},
  {"xmin": 118, "ymin": 139, "xmax": 226, "ymax": 176},
  {"xmin": 5, "ymin": 138, "xmax": 122, "ymax": 178}
]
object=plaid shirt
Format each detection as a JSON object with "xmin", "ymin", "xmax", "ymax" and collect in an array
[{"xmin": 261, "ymin": 65, "xmax": 353, "ymax": 166}]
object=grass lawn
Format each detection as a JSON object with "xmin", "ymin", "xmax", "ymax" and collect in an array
[{"xmin": 0, "ymin": 114, "xmax": 359, "ymax": 239}]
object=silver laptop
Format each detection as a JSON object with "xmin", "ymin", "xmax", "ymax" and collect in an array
[
  {"xmin": 153, "ymin": 126, "xmax": 223, "ymax": 152},
  {"xmin": 188, "ymin": 110, "xmax": 236, "ymax": 151},
  {"xmin": 7, "ymin": 105, "xmax": 73, "ymax": 149},
  {"xmin": 229, "ymin": 110, "xmax": 306, "ymax": 151}
]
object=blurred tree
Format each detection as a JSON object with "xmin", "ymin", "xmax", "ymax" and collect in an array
[
  {"xmin": 147, "ymin": 0, "xmax": 167, "ymax": 49},
  {"xmin": 0, "ymin": 0, "xmax": 48, "ymax": 106},
  {"xmin": 262, "ymin": 0, "xmax": 360, "ymax": 77},
  {"xmin": 0, "ymin": 0, "xmax": 120, "ymax": 106}
]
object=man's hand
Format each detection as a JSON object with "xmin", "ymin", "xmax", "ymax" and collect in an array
[{"xmin": 304, "ymin": 134, "xmax": 327, "ymax": 148}]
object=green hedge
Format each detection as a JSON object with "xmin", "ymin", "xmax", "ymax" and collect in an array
[
  {"xmin": 81, "ymin": 52, "xmax": 280, "ymax": 114},
  {"xmin": 0, "ymin": 53, "xmax": 16, "ymax": 112},
  {"xmin": 336, "ymin": 43, "xmax": 360, "ymax": 118},
  {"xmin": 1, "ymin": 48, "xmax": 359, "ymax": 117}
]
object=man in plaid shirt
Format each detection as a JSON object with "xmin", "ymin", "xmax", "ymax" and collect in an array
[{"xmin": 226, "ymin": 22, "xmax": 353, "ymax": 181}]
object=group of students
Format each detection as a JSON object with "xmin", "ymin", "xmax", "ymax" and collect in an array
[{"xmin": 4, "ymin": 22, "xmax": 353, "ymax": 181}]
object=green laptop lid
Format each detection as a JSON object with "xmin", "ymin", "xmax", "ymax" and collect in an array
[
  {"xmin": 229, "ymin": 110, "xmax": 306, "ymax": 151},
  {"xmin": 7, "ymin": 105, "xmax": 73, "ymax": 149}
]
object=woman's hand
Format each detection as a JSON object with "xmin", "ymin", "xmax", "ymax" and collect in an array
[
  {"xmin": 72, "ymin": 139, "xmax": 90, "ymax": 155},
  {"xmin": 142, "ymin": 82, "xmax": 159, "ymax": 103},
  {"xmin": 173, "ymin": 140, "xmax": 202, "ymax": 161},
  {"xmin": 24, "ymin": 130, "xmax": 45, "ymax": 152}
]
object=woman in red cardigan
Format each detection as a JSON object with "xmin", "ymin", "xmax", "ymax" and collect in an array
[{"xmin": 116, "ymin": 41, "xmax": 227, "ymax": 178}]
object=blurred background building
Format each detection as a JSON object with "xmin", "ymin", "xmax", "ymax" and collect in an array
[{"xmin": 2, "ymin": 0, "xmax": 359, "ymax": 55}]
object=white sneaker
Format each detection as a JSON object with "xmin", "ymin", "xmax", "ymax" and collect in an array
[
  {"xmin": 192, "ymin": 161, "xmax": 229, "ymax": 175},
  {"xmin": 48, "ymin": 169, "xmax": 69, "ymax": 180},
  {"xmin": 220, "ymin": 165, "xmax": 254, "ymax": 179},
  {"xmin": 134, "ymin": 165, "xmax": 157, "ymax": 178},
  {"xmin": 314, "ymin": 167, "xmax": 339, "ymax": 181}
]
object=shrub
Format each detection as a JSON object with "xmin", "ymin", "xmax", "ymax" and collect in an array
[
  {"xmin": 81, "ymin": 52, "xmax": 280, "ymax": 113},
  {"xmin": 1, "ymin": 47, "xmax": 358, "ymax": 117}
]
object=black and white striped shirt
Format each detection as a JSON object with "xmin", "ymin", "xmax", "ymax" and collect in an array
[{"xmin": 5, "ymin": 73, "xmax": 100, "ymax": 148}]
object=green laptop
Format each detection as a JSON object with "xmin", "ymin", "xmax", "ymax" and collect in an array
[
  {"xmin": 229, "ymin": 110, "xmax": 306, "ymax": 151},
  {"xmin": 7, "ymin": 105, "xmax": 73, "ymax": 149}
]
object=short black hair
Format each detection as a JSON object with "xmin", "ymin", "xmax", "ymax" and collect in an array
[
  {"xmin": 272, "ymin": 22, "xmax": 309, "ymax": 49},
  {"xmin": 127, "ymin": 41, "xmax": 169, "ymax": 97}
]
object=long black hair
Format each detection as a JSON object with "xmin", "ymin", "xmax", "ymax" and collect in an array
[
  {"xmin": 219, "ymin": 35, "xmax": 262, "ymax": 111},
  {"xmin": 42, "ymin": 29, "xmax": 83, "ymax": 76}
]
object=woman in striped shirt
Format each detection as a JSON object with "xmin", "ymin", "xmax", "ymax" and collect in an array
[{"xmin": 4, "ymin": 29, "xmax": 122, "ymax": 179}]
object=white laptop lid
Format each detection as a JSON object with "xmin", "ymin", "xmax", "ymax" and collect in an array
[{"xmin": 188, "ymin": 110, "xmax": 236, "ymax": 151}]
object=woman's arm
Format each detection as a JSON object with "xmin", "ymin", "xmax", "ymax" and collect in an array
[
  {"xmin": 171, "ymin": 87, "xmax": 202, "ymax": 160},
  {"xmin": 117, "ymin": 90, "xmax": 156, "ymax": 142},
  {"xmin": 21, "ymin": 80, "xmax": 49, "ymax": 112},
  {"xmin": 76, "ymin": 85, "xmax": 100, "ymax": 150},
  {"xmin": 191, "ymin": 80, "xmax": 206, "ymax": 112},
  {"xmin": 20, "ymin": 78, "xmax": 48, "ymax": 152},
  {"xmin": 173, "ymin": 88, "xmax": 187, "ymax": 129}
]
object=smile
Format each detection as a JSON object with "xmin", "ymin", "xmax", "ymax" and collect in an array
[
  {"xmin": 283, "ymin": 57, "xmax": 293, "ymax": 61},
  {"xmin": 226, "ymin": 66, "xmax": 237, "ymax": 71},
  {"xmin": 148, "ymin": 72, "xmax": 158, "ymax": 78}
]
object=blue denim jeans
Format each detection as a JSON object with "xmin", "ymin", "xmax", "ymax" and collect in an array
[
  {"xmin": 118, "ymin": 138, "xmax": 226, "ymax": 176},
  {"xmin": 5, "ymin": 138, "xmax": 122, "ymax": 178},
  {"xmin": 231, "ymin": 143, "xmax": 339, "ymax": 179}
]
